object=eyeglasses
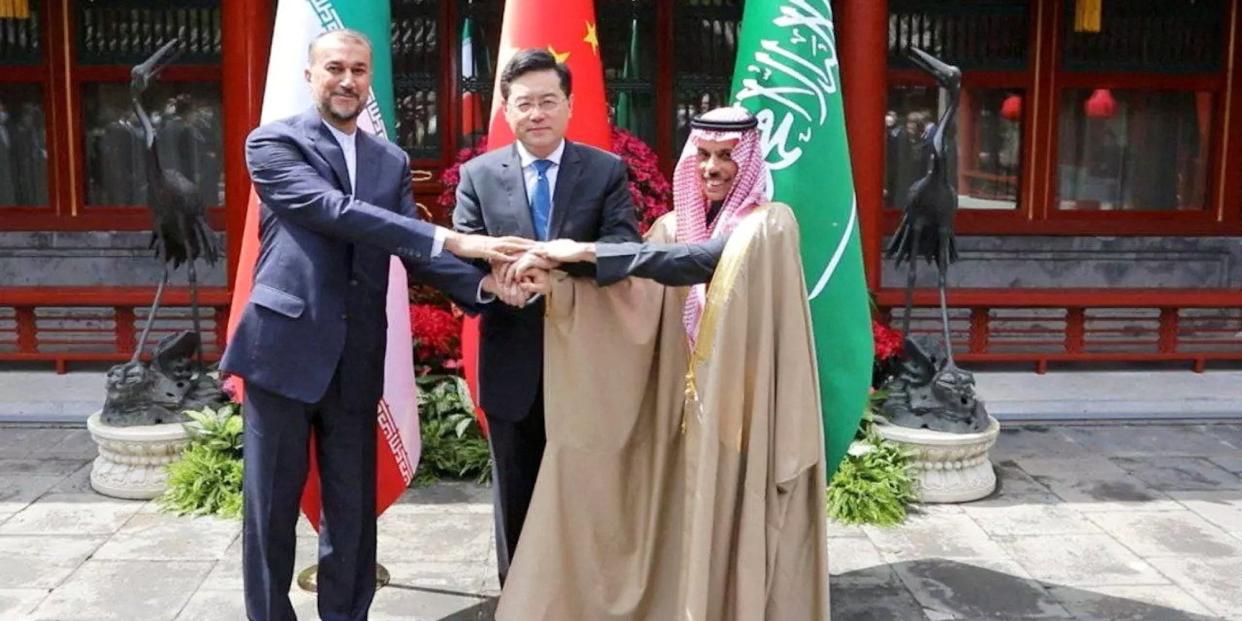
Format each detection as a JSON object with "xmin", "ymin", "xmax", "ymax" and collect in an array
[{"xmin": 507, "ymin": 97, "xmax": 565, "ymax": 115}]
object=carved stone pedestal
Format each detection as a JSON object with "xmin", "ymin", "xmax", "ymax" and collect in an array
[
  {"xmin": 87, "ymin": 411, "xmax": 193, "ymax": 500},
  {"xmin": 874, "ymin": 415, "xmax": 1000, "ymax": 503}
]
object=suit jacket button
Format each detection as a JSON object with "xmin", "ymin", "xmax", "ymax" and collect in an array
[
  {"xmin": 349, "ymin": 279, "xmax": 359, "ymax": 287},
  {"xmin": 341, "ymin": 313, "xmax": 348, "ymax": 320}
]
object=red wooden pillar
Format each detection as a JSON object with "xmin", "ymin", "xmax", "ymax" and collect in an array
[
  {"xmin": 221, "ymin": 0, "xmax": 274, "ymax": 287},
  {"xmin": 835, "ymin": 0, "xmax": 888, "ymax": 292}
]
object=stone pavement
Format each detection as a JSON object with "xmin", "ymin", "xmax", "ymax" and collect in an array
[{"xmin": 0, "ymin": 423, "xmax": 1240, "ymax": 620}]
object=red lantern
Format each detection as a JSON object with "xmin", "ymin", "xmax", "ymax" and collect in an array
[
  {"xmin": 1085, "ymin": 88, "xmax": 1116, "ymax": 118},
  {"xmin": 1000, "ymin": 94, "xmax": 1022, "ymax": 121}
]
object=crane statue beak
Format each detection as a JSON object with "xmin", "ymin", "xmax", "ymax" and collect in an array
[
  {"xmin": 907, "ymin": 47, "xmax": 959, "ymax": 84},
  {"xmin": 131, "ymin": 39, "xmax": 183, "ymax": 91}
]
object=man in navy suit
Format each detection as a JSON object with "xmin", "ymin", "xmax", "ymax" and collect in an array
[
  {"xmin": 452, "ymin": 49, "xmax": 640, "ymax": 584},
  {"xmin": 222, "ymin": 29, "xmax": 530, "ymax": 621}
]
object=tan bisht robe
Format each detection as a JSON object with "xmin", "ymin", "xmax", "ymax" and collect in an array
[{"xmin": 496, "ymin": 203, "xmax": 829, "ymax": 621}]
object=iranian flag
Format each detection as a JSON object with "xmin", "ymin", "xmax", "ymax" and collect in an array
[
  {"xmin": 460, "ymin": 16, "xmax": 485, "ymax": 138},
  {"xmin": 460, "ymin": 0, "xmax": 612, "ymax": 431},
  {"xmin": 729, "ymin": 0, "xmax": 874, "ymax": 476},
  {"xmin": 226, "ymin": 0, "xmax": 418, "ymax": 529}
]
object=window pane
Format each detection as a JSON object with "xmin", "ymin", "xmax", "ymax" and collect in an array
[
  {"xmin": 83, "ymin": 82, "xmax": 222, "ymax": 207},
  {"xmin": 599, "ymin": 0, "xmax": 656, "ymax": 147},
  {"xmin": 78, "ymin": 0, "xmax": 221, "ymax": 65},
  {"xmin": 1056, "ymin": 89, "xmax": 1210, "ymax": 211},
  {"xmin": 886, "ymin": 85, "xmax": 1022, "ymax": 210},
  {"xmin": 0, "ymin": 84, "xmax": 49, "ymax": 206},
  {"xmin": 673, "ymin": 0, "xmax": 742, "ymax": 153},
  {"xmin": 391, "ymin": 0, "xmax": 439, "ymax": 159},
  {"xmin": 1062, "ymin": 0, "xmax": 1224, "ymax": 73},
  {"xmin": 889, "ymin": 0, "xmax": 1029, "ymax": 71},
  {"xmin": 1, "ymin": 0, "xmax": 42, "ymax": 65}
]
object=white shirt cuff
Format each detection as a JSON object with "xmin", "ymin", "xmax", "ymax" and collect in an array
[
  {"xmin": 477, "ymin": 280, "xmax": 496, "ymax": 304},
  {"xmin": 431, "ymin": 227, "xmax": 447, "ymax": 257}
]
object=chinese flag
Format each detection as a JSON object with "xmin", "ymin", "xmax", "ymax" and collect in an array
[{"xmin": 460, "ymin": 0, "xmax": 613, "ymax": 432}]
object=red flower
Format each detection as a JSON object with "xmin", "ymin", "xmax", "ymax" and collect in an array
[
  {"xmin": 872, "ymin": 320, "xmax": 905, "ymax": 361},
  {"xmin": 410, "ymin": 303, "xmax": 462, "ymax": 369}
]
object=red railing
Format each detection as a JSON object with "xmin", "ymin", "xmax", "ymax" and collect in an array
[
  {"xmin": 875, "ymin": 288, "xmax": 1242, "ymax": 373},
  {"xmin": 0, "ymin": 287, "xmax": 230, "ymax": 374}
]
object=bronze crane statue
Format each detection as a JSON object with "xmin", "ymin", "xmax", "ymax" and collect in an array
[
  {"xmin": 885, "ymin": 46, "xmax": 961, "ymax": 366},
  {"xmin": 129, "ymin": 38, "xmax": 221, "ymax": 370}
]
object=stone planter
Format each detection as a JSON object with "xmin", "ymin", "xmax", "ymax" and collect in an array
[
  {"xmin": 86, "ymin": 411, "xmax": 194, "ymax": 500},
  {"xmin": 874, "ymin": 415, "xmax": 1001, "ymax": 503}
]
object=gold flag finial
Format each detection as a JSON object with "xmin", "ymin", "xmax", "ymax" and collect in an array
[
  {"xmin": 1074, "ymin": 0, "xmax": 1102, "ymax": 33},
  {"xmin": 0, "ymin": 0, "xmax": 31, "ymax": 20}
]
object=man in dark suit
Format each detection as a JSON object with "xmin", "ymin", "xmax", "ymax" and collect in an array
[
  {"xmin": 452, "ymin": 48, "xmax": 640, "ymax": 583},
  {"xmin": 223, "ymin": 30, "xmax": 529, "ymax": 621}
]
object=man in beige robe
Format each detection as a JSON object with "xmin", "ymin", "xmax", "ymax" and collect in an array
[{"xmin": 497, "ymin": 108, "xmax": 829, "ymax": 620}]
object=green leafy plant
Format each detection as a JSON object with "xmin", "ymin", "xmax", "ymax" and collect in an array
[
  {"xmin": 827, "ymin": 391, "xmax": 918, "ymax": 526},
  {"xmin": 414, "ymin": 375, "xmax": 492, "ymax": 486},
  {"xmin": 159, "ymin": 403, "xmax": 244, "ymax": 519}
]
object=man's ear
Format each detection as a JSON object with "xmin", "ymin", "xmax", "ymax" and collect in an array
[
  {"xmin": 304, "ymin": 67, "xmax": 312, "ymax": 83},
  {"xmin": 566, "ymin": 94, "xmax": 574, "ymax": 118}
]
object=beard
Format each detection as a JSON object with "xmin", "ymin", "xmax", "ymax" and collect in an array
[{"xmin": 319, "ymin": 93, "xmax": 363, "ymax": 123}]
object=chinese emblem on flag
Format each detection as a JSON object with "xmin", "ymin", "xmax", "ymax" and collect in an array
[{"xmin": 460, "ymin": 0, "xmax": 613, "ymax": 431}]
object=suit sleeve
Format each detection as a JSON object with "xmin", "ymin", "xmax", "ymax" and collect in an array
[
  {"xmin": 245, "ymin": 124, "xmax": 437, "ymax": 260},
  {"xmin": 561, "ymin": 155, "xmax": 642, "ymax": 278},
  {"xmin": 595, "ymin": 235, "xmax": 727, "ymax": 287},
  {"xmin": 391, "ymin": 151, "xmax": 489, "ymax": 315}
]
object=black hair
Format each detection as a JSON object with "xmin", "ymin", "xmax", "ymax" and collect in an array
[{"xmin": 498, "ymin": 48, "xmax": 572, "ymax": 100}]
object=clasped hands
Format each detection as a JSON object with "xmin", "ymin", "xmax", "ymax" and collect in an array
[{"xmin": 476, "ymin": 238, "xmax": 598, "ymax": 307}]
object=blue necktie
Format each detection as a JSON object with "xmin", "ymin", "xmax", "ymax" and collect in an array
[{"xmin": 531, "ymin": 159, "xmax": 553, "ymax": 240}]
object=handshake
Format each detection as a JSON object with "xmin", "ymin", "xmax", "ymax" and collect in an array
[{"xmin": 442, "ymin": 231, "xmax": 597, "ymax": 308}]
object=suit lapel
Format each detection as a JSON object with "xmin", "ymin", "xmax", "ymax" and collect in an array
[
  {"xmin": 549, "ymin": 140, "xmax": 583, "ymax": 239},
  {"xmin": 499, "ymin": 144, "xmax": 536, "ymax": 238},
  {"xmin": 305, "ymin": 111, "xmax": 353, "ymax": 193}
]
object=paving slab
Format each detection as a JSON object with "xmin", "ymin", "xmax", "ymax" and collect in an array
[
  {"xmin": 828, "ymin": 534, "xmax": 890, "ymax": 581},
  {"xmin": 0, "ymin": 535, "xmax": 105, "ymax": 589},
  {"xmin": 1205, "ymin": 452, "xmax": 1242, "ymax": 475},
  {"xmin": 972, "ymin": 461, "xmax": 1063, "ymax": 508},
  {"xmin": 1015, "ymin": 457, "xmax": 1183, "ymax": 513},
  {"xmin": 998, "ymin": 534, "xmax": 1168, "ymax": 587},
  {"xmin": 199, "ymin": 534, "xmax": 316, "ymax": 591},
  {"xmin": 0, "ymin": 474, "xmax": 64, "ymax": 523},
  {"xmin": 93, "ymin": 512, "xmax": 240, "ymax": 562},
  {"xmin": 376, "ymin": 509, "xmax": 494, "ymax": 564},
  {"xmin": 963, "ymin": 501, "xmax": 1101, "ymax": 537},
  {"xmin": 864, "ymin": 514, "xmax": 1010, "ymax": 562},
  {"xmin": 830, "ymin": 566, "xmax": 929, "ymax": 621},
  {"xmin": 1085, "ymin": 510, "xmax": 1242, "ymax": 559},
  {"xmin": 0, "ymin": 492, "xmax": 143, "ymax": 535},
  {"xmin": 1059, "ymin": 424, "xmax": 1239, "ymax": 458},
  {"xmin": 0, "ymin": 457, "xmax": 90, "ymax": 477},
  {"xmin": 1147, "ymin": 556, "xmax": 1242, "ymax": 618},
  {"xmin": 1112, "ymin": 456, "xmax": 1242, "ymax": 492},
  {"xmin": 890, "ymin": 557, "xmax": 1071, "ymax": 620},
  {"xmin": 1166, "ymin": 490, "xmax": 1242, "ymax": 538},
  {"xmin": 1044, "ymin": 584, "xmax": 1219, "ymax": 621},
  {"xmin": 28, "ymin": 559, "xmax": 213, "ymax": 621},
  {"xmin": 991, "ymin": 425, "xmax": 1092, "ymax": 460},
  {"xmin": 0, "ymin": 588, "xmax": 51, "ymax": 620},
  {"xmin": 0, "ymin": 428, "xmax": 80, "ymax": 459},
  {"xmin": 175, "ymin": 588, "xmax": 319, "ymax": 621},
  {"xmin": 369, "ymin": 562, "xmax": 497, "ymax": 621}
]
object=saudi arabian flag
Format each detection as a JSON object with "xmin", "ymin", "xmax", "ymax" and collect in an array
[
  {"xmin": 228, "ymin": 0, "xmax": 418, "ymax": 529},
  {"xmin": 729, "ymin": 0, "xmax": 873, "ymax": 477}
]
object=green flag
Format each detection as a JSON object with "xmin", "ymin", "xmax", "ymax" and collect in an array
[
  {"xmin": 729, "ymin": 0, "xmax": 873, "ymax": 476},
  {"xmin": 614, "ymin": 17, "xmax": 640, "ymax": 132}
]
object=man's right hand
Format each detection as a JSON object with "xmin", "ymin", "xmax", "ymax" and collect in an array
[
  {"xmin": 444, "ymin": 230, "xmax": 533, "ymax": 262},
  {"xmin": 485, "ymin": 261, "xmax": 530, "ymax": 307}
]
